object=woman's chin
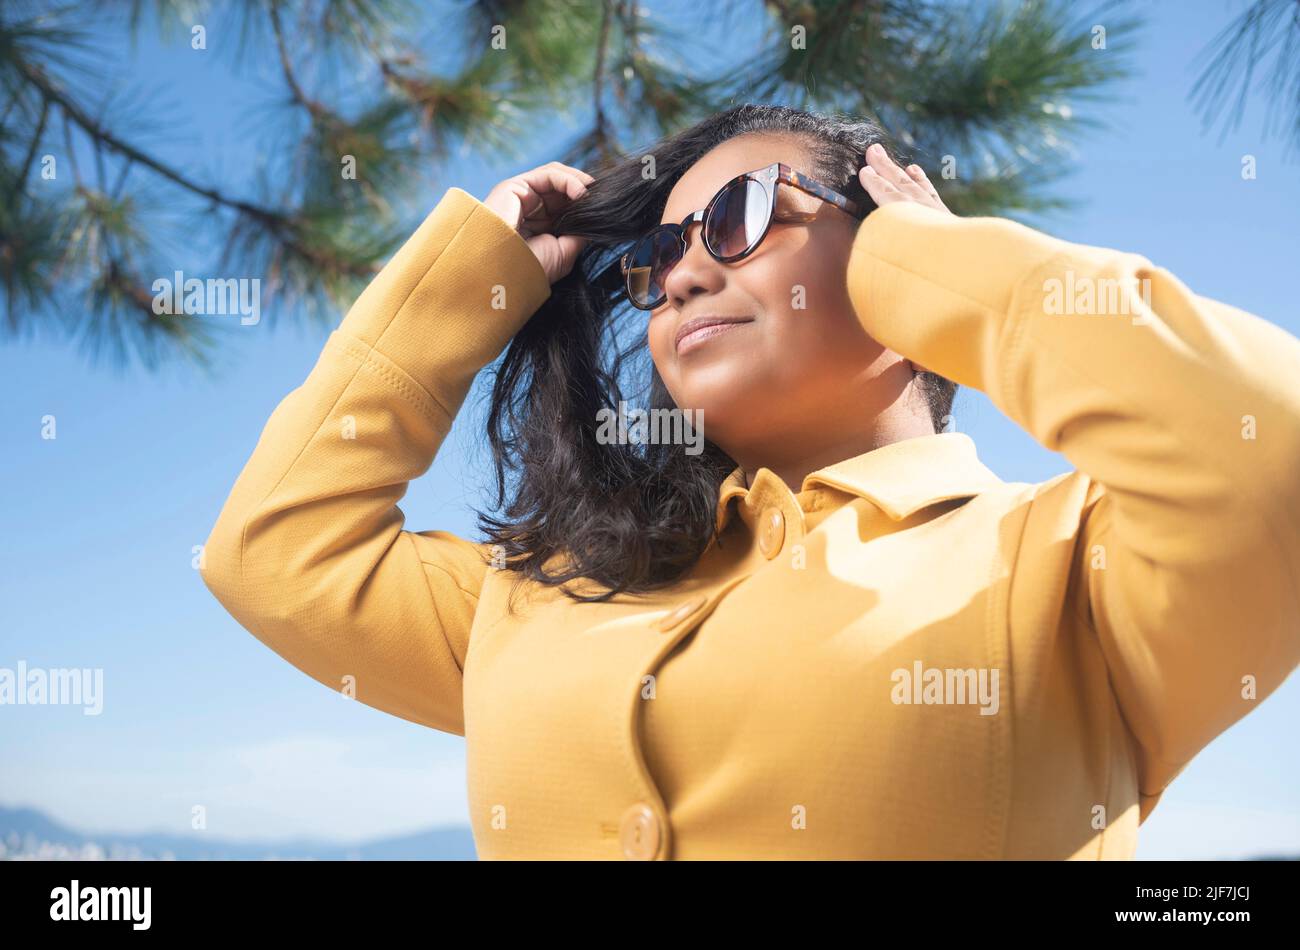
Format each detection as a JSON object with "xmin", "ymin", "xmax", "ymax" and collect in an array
[{"xmin": 673, "ymin": 390, "xmax": 766, "ymax": 440}]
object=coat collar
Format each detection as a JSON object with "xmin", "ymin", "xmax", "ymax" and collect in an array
[{"xmin": 715, "ymin": 432, "xmax": 1003, "ymax": 533}]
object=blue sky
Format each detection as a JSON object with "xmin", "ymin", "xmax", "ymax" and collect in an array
[{"xmin": 1, "ymin": 0, "xmax": 1297, "ymax": 859}]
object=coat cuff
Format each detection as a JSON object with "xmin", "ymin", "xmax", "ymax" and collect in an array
[
  {"xmin": 334, "ymin": 185, "xmax": 552, "ymax": 420},
  {"xmin": 845, "ymin": 201, "xmax": 1073, "ymax": 396}
]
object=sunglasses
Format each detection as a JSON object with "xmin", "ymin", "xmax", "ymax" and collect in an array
[{"xmin": 611, "ymin": 162, "xmax": 866, "ymax": 311}]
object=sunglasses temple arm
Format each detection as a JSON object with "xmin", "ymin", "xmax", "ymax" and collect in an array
[{"xmin": 785, "ymin": 173, "xmax": 866, "ymax": 219}]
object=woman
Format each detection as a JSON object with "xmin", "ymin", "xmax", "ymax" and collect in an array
[{"xmin": 201, "ymin": 104, "xmax": 1300, "ymax": 860}]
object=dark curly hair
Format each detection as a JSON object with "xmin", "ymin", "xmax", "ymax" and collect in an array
[{"xmin": 476, "ymin": 103, "xmax": 958, "ymax": 605}]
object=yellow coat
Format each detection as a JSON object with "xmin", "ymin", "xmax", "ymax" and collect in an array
[{"xmin": 201, "ymin": 186, "xmax": 1300, "ymax": 860}]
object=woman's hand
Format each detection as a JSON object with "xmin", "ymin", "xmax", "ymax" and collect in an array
[
  {"xmin": 858, "ymin": 143, "xmax": 952, "ymax": 215},
  {"xmin": 484, "ymin": 161, "xmax": 594, "ymax": 285},
  {"xmin": 857, "ymin": 143, "xmax": 948, "ymax": 379}
]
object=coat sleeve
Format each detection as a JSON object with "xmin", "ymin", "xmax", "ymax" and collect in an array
[
  {"xmin": 200, "ymin": 187, "xmax": 552, "ymax": 735},
  {"xmin": 846, "ymin": 202, "xmax": 1300, "ymax": 821}
]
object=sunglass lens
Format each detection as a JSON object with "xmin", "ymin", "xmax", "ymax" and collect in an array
[
  {"xmin": 706, "ymin": 179, "xmax": 770, "ymax": 258},
  {"xmin": 627, "ymin": 228, "xmax": 680, "ymax": 308}
]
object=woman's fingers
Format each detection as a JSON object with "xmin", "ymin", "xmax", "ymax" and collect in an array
[
  {"xmin": 860, "ymin": 164, "xmax": 904, "ymax": 204},
  {"xmin": 514, "ymin": 165, "xmax": 590, "ymax": 229},
  {"xmin": 523, "ymin": 231, "xmax": 589, "ymax": 284},
  {"xmin": 866, "ymin": 143, "xmax": 915, "ymax": 190},
  {"xmin": 483, "ymin": 161, "xmax": 593, "ymax": 283},
  {"xmin": 551, "ymin": 161, "xmax": 595, "ymax": 186},
  {"xmin": 554, "ymin": 232, "xmax": 589, "ymax": 264},
  {"xmin": 905, "ymin": 162, "xmax": 949, "ymax": 209},
  {"xmin": 860, "ymin": 145, "xmax": 951, "ymax": 214},
  {"xmin": 520, "ymin": 164, "xmax": 591, "ymax": 203},
  {"xmin": 861, "ymin": 148, "xmax": 912, "ymax": 207},
  {"xmin": 904, "ymin": 163, "xmax": 931, "ymax": 189}
]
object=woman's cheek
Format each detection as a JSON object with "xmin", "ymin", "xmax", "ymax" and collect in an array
[
  {"xmin": 647, "ymin": 322, "xmax": 679, "ymax": 386},
  {"xmin": 759, "ymin": 254, "xmax": 813, "ymax": 321}
]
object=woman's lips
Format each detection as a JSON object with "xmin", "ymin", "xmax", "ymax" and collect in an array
[{"xmin": 676, "ymin": 318, "xmax": 754, "ymax": 355}]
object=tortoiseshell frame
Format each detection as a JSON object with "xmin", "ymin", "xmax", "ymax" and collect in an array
[{"xmin": 613, "ymin": 162, "xmax": 866, "ymax": 310}]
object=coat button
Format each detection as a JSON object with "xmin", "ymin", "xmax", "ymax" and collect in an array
[
  {"xmin": 757, "ymin": 506, "xmax": 785, "ymax": 559},
  {"xmin": 654, "ymin": 595, "xmax": 706, "ymax": 632},
  {"xmin": 619, "ymin": 803, "xmax": 661, "ymax": 860}
]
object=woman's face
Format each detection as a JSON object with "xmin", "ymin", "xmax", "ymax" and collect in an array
[{"xmin": 646, "ymin": 132, "xmax": 909, "ymax": 468}]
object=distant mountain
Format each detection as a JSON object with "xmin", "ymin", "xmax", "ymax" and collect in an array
[
  {"xmin": 6, "ymin": 804, "xmax": 1297, "ymax": 860},
  {"xmin": 0, "ymin": 805, "xmax": 477, "ymax": 860}
]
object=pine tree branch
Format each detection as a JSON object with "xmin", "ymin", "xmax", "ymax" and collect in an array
[
  {"xmin": 268, "ymin": 0, "xmax": 328, "ymax": 121},
  {"xmin": 11, "ymin": 96, "xmax": 48, "ymax": 205},
  {"xmin": 1190, "ymin": 0, "xmax": 1300, "ymax": 154},
  {"xmin": 61, "ymin": 109, "xmax": 81, "ymax": 186},
  {"xmin": 17, "ymin": 56, "xmax": 275, "ymax": 224},
  {"xmin": 591, "ymin": 0, "xmax": 616, "ymax": 167},
  {"xmin": 14, "ymin": 53, "xmax": 376, "ymax": 278}
]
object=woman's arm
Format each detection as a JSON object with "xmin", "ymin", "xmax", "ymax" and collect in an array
[
  {"xmin": 846, "ymin": 195, "xmax": 1300, "ymax": 819},
  {"xmin": 200, "ymin": 187, "xmax": 552, "ymax": 735}
]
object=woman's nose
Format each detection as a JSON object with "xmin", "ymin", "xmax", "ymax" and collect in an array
[{"xmin": 662, "ymin": 220, "xmax": 725, "ymax": 309}]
